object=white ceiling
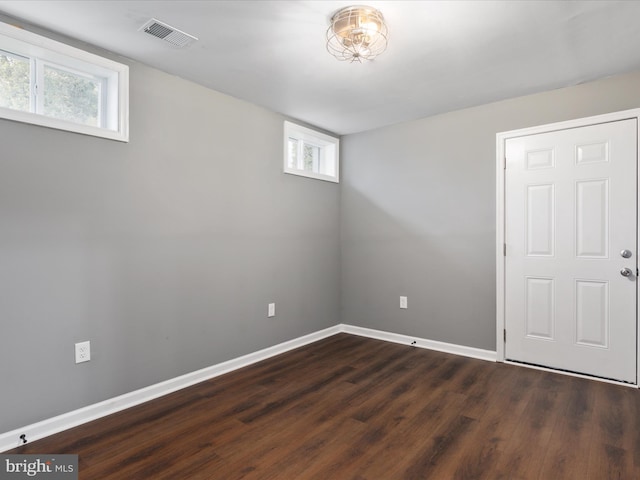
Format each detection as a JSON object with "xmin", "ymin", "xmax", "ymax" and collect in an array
[{"xmin": 1, "ymin": 1, "xmax": 640, "ymax": 135}]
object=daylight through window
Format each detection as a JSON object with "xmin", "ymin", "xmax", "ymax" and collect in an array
[
  {"xmin": 0, "ymin": 22, "xmax": 128, "ymax": 141},
  {"xmin": 284, "ymin": 121, "xmax": 339, "ymax": 183}
]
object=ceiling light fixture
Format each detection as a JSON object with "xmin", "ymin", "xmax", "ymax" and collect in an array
[{"xmin": 326, "ymin": 5, "xmax": 388, "ymax": 62}]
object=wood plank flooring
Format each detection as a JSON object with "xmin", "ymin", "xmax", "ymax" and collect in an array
[{"xmin": 8, "ymin": 333, "xmax": 640, "ymax": 479}]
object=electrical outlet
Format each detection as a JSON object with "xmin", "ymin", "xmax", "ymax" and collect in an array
[
  {"xmin": 268, "ymin": 303, "xmax": 275, "ymax": 317},
  {"xmin": 75, "ymin": 341, "xmax": 91, "ymax": 363},
  {"xmin": 400, "ymin": 296, "xmax": 408, "ymax": 309}
]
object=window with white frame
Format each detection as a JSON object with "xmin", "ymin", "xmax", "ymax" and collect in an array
[
  {"xmin": 284, "ymin": 121, "xmax": 339, "ymax": 183},
  {"xmin": 0, "ymin": 22, "xmax": 128, "ymax": 142}
]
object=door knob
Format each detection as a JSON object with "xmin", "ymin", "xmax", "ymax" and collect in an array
[
  {"xmin": 621, "ymin": 249, "xmax": 633, "ymax": 258},
  {"xmin": 620, "ymin": 267, "xmax": 633, "ymax": 277}
]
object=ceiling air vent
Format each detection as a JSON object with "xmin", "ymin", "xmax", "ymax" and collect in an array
[{"xmin": 140, "ymin": 18, "xmax": 198, "ymax": 47}]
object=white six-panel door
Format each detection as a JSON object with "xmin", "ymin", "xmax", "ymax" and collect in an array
[{"xmin": 504, "ymin": 119, "xmax": 637, "ymax": 383}]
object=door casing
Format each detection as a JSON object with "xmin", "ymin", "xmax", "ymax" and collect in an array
[{"xmin": 496, "ymin": 108, "xmax": 640, "ymax": 386}]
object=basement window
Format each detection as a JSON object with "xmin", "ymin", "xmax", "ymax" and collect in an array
[
  {"xmin": 0, "ymin": 21, "xmax": 129, "ymax": 142},
  {"xmin": 284, "ymin": 121, "xmax": 339, "ymax": 183}
]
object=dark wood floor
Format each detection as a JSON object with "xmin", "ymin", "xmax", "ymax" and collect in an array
[{"xmin": 9, "ymin": 333, "xmax": 640, "ymax": 479}]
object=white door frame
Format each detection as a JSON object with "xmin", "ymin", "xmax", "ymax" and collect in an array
[{"xmin": 496, "ymin": 108, "xmax": 640, "ymax": 385}]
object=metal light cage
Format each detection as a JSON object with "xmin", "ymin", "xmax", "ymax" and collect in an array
[{"xmin": 326, "ymin": 5, "xmax": 388, "ymax": 62}]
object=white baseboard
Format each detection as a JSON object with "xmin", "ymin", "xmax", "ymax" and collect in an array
[
  {"xmin": 1, "ymin": 323, "xmax": 497, "ymax": 452},
  {"xmin": 0, "ymin": 325, "xmax": 342, "ymax": 453},
  {"xmin": 341, "ymin": 324, "xmax": 497, "ymax": 362}
]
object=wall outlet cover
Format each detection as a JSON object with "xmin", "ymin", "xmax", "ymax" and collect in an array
[
  {"xmin": 400, "ymin": 296, "xmax": 408, "ymax": 309},
  {"xmin": 268, "ymin": 303, "xmax": 276, "ymax": 317},
  {"xmin": 75, "ymin": 341, "xmax": 91, "ymax": 363}
]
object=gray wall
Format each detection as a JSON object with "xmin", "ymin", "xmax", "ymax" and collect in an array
[
  {"xmin": 0, "ymin": 50, "xmax": 340, "ymax": 431},
  {"xmin": 341, "ymin": 71, "xmax": 640, "ymax": 351}
]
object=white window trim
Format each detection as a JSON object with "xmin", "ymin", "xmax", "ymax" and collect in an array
[
  {"xmin": 0, "ymin": 21, "xmax": 129, "ymax": 142},
  {"xmin": 284, "ymin": 121, "xmax": 339, "ymax": 183}
]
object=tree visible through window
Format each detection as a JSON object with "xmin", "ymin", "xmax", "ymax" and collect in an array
[
  {"xmin": 43, "ymin": 65, "xmax": 100, "ymax": 127},
  {"xmin": 303, "ymin": 143, "xmax": 319, "ymax": 172},
  {"xmin": 0, "ymin": 21, "xmax": 128, "ymax": 141},
  {"xmin": 0, "ymin": 50, "xmax": 30, "ymax": 111},
  {"xmin": 288, "ymin": 138, "xmax": 299, "ymax": 169},
  {"xmin": 0, "ymin": 51, "xmax": 103, "ymax": 127}
]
